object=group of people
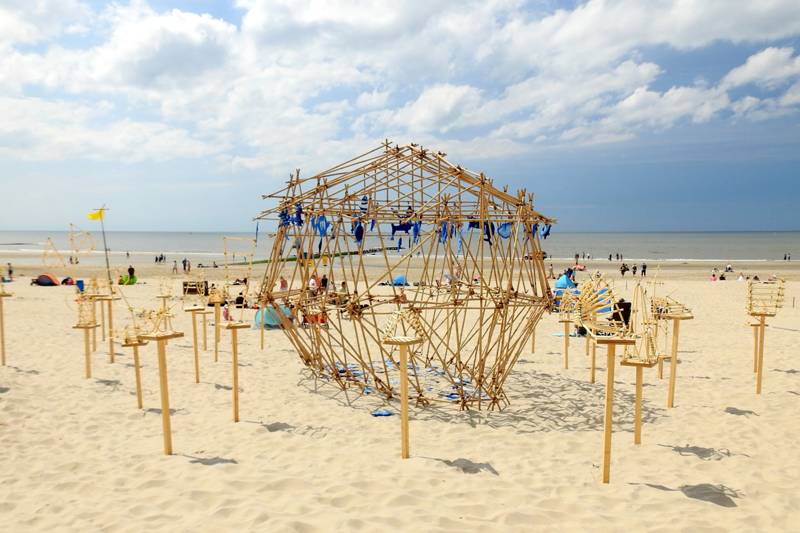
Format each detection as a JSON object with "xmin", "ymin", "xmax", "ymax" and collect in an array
[
  {"xmin": 619, "ymin": 262, "xmax": 647, "ymax": 277},
  {"xmin": 783, "ymin": 253, "xmax": 792, "ymax": 261}
]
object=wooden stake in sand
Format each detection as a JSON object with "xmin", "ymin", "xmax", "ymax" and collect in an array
[
  {"xmin": 0, "ymin": 285, "xmax": 11, "ymax": 366},
  {"xmin": 665, "ymin": 315, "xmax": 692, "ymax": 408},
  {"xmin": 597, "ymin": 337, "xmax": 635, "ymax": 483},
  {"xmin": 225, "ymin": 321, "xmax": 250, "ymax": 422},
  {"xmin": 140, "ymin": 330, "xmax": 184, "ymax": 455},
  {"xmin": 620, "ymin": 357, "xmax": 657, "ymax": 445},
  {"xmin": 559, "ymin": 319, "xmax": 571, "ymax": 369},
  {"xmin": 650, "ymin": 296, "xmax": 694, "ymax": 409},
  {"xmin": 199, "ymin": 309, "xmax": 211, "ymax": 351},
  {"xmin": 750, "ymin": 322, "xmax": 761, "ymax": 373},
  {"xmin": 184, "ymin": 305, "xmax": 205, "ymax": 383},
  {"xmin": 747, "ymin": 279, "xmax": 784, "ymax": 394},
  {"xmin": 121, "ymin": 331, "xmax": 148, "ymax": 409},
  {"xmin": 208, "ymin": 288, "xmax": 225, "ymax": 363}
]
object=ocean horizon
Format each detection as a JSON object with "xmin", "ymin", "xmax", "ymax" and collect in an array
[{"xmin": 0, "ymin": 229, "xmax": 797, "ymax": 266}]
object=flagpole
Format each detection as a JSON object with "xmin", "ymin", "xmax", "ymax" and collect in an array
[{"xmin": 97, "ymin": 206, "xmax": 113, "ymax": 289}]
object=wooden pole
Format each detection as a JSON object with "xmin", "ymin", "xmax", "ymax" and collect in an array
[
  {"xmin": 132, "ymin": 344, "xmax": 143, "ymax": 408},
  {"xmin": 192, "ymin": 311, "xmax": 200, "ymax": 383},
  {"xmin": 156, "ymin": 339, "xmax": 173, "ymax": 455},
  {"xmin": 83, "ymin": 328, "xmax": 91, "ymax": 378},
  {"xmin": 667, "ymin": 318, "xmax": 680, "ymax": 408},
  {"xmin": 107, "ymin": 299, "xmax": 115, "ymax": 362},
  {"xmin": 560, "ymin": 320, "xmax": 570, "ymax": 369},
  {"xmin": 0, "ymin": 295, "xmax": 6, "ymax": 366},
  {"xmin": 657, "ymin": 356, "xmax": 664, "ymax": 379},
  {"xmin": 634, "ymin": 366, "xmax": 643, "ymax": 445},
  {"xmin": 601, "ymin": 342, "xmax": 616, "ymax": 483},
  {"xmin": 590, "ymin": 339, "xmax": 596, "ymax": 384},
  {"xmin": 756, "ymin": 315, "xmax": 766, "ymax": 394},
  {"xmin": 260, "ymin": 305, "xmax": 265, "ymax": 351},
  {"xmin": 91, "ymin": 301, "xmax": 97, "ymax": 352},
  {"xmin": 201, "ymin": 310, "xmax": 209, "ymax": 351},
  {"xmin": 399, "ymin": 343, "xmax": 410, "ymax": 459},
  {"xmin": 751, "ymin": 323, "xmax": 759, "ymax": 373},
  {"xmin": 232, "ymin": 329, "xmax": 240, "ymax": 422},
  {"xmin": 100, "ymin": 299, "xmax": 106, "ymax": 341},
  {"xmin": 585, "ymin": 334, "xmax": 590, "ymax": 357},
  {"xmin": 213, "ymin": 303, "xmax": 221, "ymax": 363}
]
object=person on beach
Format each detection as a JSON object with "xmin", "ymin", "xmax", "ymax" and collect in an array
[
  {"xmin": 711, "ymin": 273, "xmax": 717, "ymax": 282},
  {"xmin": 608, "ymin": 254, "xmax": 612, "ymax": 261},
  {"xmin": 126, "ymin": 251, "xmax": 130, "ymax": 259},
  {"xmin": 548, "ymin": 264, "xmax": 555, "ymax": 279},
  {"xmin": 308, "ymin": 276, "xmax": 318, "ymax": 293},
  {"xmin": 6, "ymin": 263, "xmax": 13, "ymax": 281},
  {"xmin": 641, "ymin": 263, "xmax": 647, "ymax": 276},
  {"xmin": 128, "ymin": 265, "xmax": 135, "ymax": 279},
  {"xmin": 320, "ymin": 274, "xmax": 329, "ymax": 292},
  {"xmin": 187, "ymin": 260, "xmax": 191, "ymax": 273},
  {"xmin": 279, "ymin": 276, "xmax": 288, "ymax": 291},
  {"xmin": 172, "ymin": 261, "xmax": 178, "ymax": 274},
  {"xmin": 632, "ymin": 265, "xmax": 637, "ymax": 276}
]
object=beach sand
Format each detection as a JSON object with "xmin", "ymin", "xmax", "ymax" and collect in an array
[{"xmin": 1, "ymin": 261, "xmax": 799, "ymax": 531}]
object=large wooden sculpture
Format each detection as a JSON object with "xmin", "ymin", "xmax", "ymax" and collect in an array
[
  {"xmin": 256, "ymin": 141, "xmax": 554, "ymax": 410},
  {"xmin": 747, "ymin": 279, "xmax": 785, "ymax": 394}
]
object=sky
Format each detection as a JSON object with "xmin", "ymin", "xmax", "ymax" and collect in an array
[{"xmin": 0, "ymin": 0, "xmax": 799, "ymax": 232}]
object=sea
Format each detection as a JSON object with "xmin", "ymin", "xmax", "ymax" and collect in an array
[{"xmin": 0, "ymin": 230, "xmax": 797, "ymax": 266}]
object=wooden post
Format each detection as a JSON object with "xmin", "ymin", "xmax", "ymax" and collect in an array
[
  {"xmin": 200, "ymin": 309, "xmax": 211, "ymax": 351},
  {"xmin": 260, "ymin": 305, "xmax": 265, "ymax": 351},
  {"xmin": 597, "ymin": 337, "xmax": 635, "ymax": 484},
  {"xmin": 226, "ymin": 322, "xmax": 249, "ymax": 423},
  {"xmin": 91, "ymin": 300, "xmax": 97, "ymax": 352},
  {"xmin": 122, "ymin": 338, "xmax": 148, "ymax": 409},
  {"xmin": 141, "ymin": 331, "xmax": 183, "ymax": 455},
  {"xmin": 399, "ymin": 343, "xmax": 410, "ymax": 458},
  {"xmin": 184, "ymin": 306, "xmax": 204, "ymax": 384},
  {"xmin": 751, "ymin": 322, "xmax": 760, "ymax": 373},
  {"xmin": 100, "ymin": 298, "xmax": 106, "ymax": 342},
  {"xmin": 590, "ymin": 338, "xmax": 596, "ymax": 384},
  {"xmin": 667, "ymin": 318, "xmax": 681, "ymax": 408},
  {"xmin": 560, "ymin": 319, "xmax": 571, "ymax": 369},
  {"xmin": 657, "ymin": 356, "xmax": 664, "ymax": 379},
  {"xmin": 107, "ymin": 299, "xmax": 114, "ymax": 361},
  {"xmin": 73, "ymin": 324, "xmax": 99, "ymax": 378},
  {"xmin": 0, "ymin": 290, "xmax": 10, "ymax": 366},
  {"xmin": 382, "ymin": 335, "xmax": 423, "ymax": 460},
  {"xmin": 530, "ymin": 325, "xmax": 536, "ymax": 353},
  {"xmin": 756, "ymin": 315, "xmax": 767, "ymax": 394},
  {"xmin": 213, "ymin": 303, "xmax": 221, "ymax": 363},
  {"xmin": 634, "ymin": 366, "xmax": 643, "ymax": 444}
]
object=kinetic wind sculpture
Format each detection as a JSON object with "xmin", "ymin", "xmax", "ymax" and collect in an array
[
  {"xmin": 256, "ymin": 141, "xmax": 555, "ymax": 410},
  {"xmin": 650, "ymin": 294, "xmax": 693, "ymax": 407},
  {"xmin": 73, "ymin": 293, "xmax": 100, "ymax": 378},
  {"xmin": 747, "ymin": 279, "xmax": 785, "ymax": 394}
]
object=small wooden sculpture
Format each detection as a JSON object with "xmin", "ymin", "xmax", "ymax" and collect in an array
[
  {"xmin": 651, "ymin": 296, "xmax": 693, "ymax": 407},
  {"xmin": 121, "ymin": 326, "xmax": 148, "ymax": 409},
  {"xmin": 140, "ymin": 310, "xmax": 184, "ymax": 455},
  {"xmin": 747, "ymin": 279, "xmax": 785, "ymax": 394},
  {"xmin": 72, "ymin": 293, "xmax": 100, "ymax": 379},
  {"xmin": 225, "ymin": 321, "xmax": 250, "ymax": 422},
  {"xmin": 381, "ymin": 310, "xmax": 425, "ymax": 459}
]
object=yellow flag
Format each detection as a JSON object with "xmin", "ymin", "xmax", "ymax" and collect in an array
[{"xmin": 87, "ymin": 209, "xmax": 104, "ymax": 221}]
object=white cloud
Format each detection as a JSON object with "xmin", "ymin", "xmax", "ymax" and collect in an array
[
  {"xmin": 0, "ymin": 0, "xmax": 799, "ymax": 171},
  {"xmin": 722, "ymin": 47, "xmax": 800, "ymax": 89}
]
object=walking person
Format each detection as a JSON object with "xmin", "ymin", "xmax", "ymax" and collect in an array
[
  {"xmin": 641, "ymin": 263, "xmax": 647, "ymax": 276},
  {"xmin": 172, "ymin": 261, "xmax": 178, "ymax": 274}
]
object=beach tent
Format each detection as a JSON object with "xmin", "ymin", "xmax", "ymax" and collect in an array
[
  {"xmin": 392, "ymin": 274, "xmax": 408, "ymax": 286},
  {"xmin": 33, "ymin": 273, "xmax": 59, "ymax": 286},
  {"xmin": 555, "ymin": 274, "xmax": 576, "ymax": 289},
  {"xmin": 254, "ymin": 305, "xmax": 292, "ymax": 328}
]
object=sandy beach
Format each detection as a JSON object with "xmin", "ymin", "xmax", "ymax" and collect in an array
[{"xmin": 1, "ymin": 260, "xmax": 799, "ymax": 531}]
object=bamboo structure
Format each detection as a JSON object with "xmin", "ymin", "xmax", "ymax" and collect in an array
[
  {"xmin": 747, "ymin": 279, "xmax": 785, "ymax": 394},
  {"xmin": 208, "ymin": 287, "xmax": 224, "ymax": 363},
  {"xmin": 184, "ymin": 305, "xmax": 205, "ymax": 383},
  {"xmin": 94, "ymin": 293, "xmax": 121, "ymax": 362},
  {"xmin": 256, "ymin": 141, "xmax": 555, "ymax": 410}
]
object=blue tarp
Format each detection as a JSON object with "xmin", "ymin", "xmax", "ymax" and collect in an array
[
  {"xmin": 555, "ymin": 274, "xmax": 576, "ymax": 289},
  {"xmin": 392, "ymin": 274, "xmax": 408, "ymax": 286},
  {"xmin": 254, "ymin": 305, "xmax": 292, "ymax": 328}
]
